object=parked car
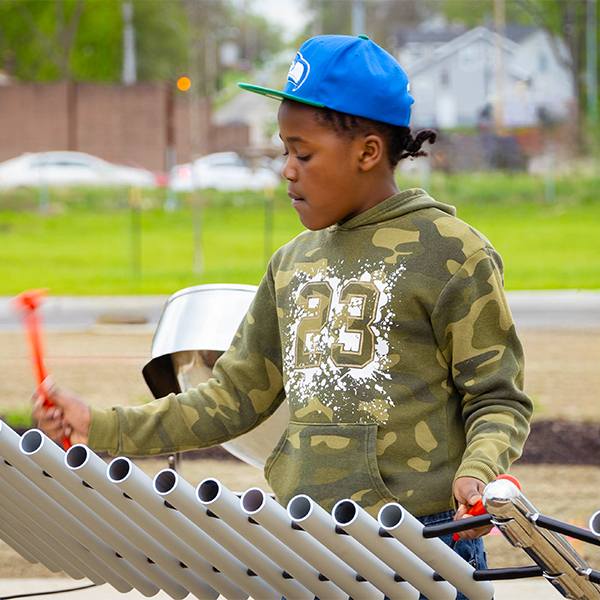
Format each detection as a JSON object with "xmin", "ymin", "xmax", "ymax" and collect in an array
[
  {"xmin": 0, "ymin": 151, "xmax": 158, "ymax": 189},
  {"xmin": 169, "ymin": 151, "xmax": 280, "ymax": 192}
]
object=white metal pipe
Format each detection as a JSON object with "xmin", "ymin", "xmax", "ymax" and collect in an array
[
  {"xmin": 0, "ymin": 421, "xmax": 132, "ymax": 593},
  {"xmin": 19, "ymin": 431, "xmax": 187, "ymax": 600},
  {"xmin": 0, "ymin": 508, "xmax": 61, "ymax": 571},
  {"xmin": 287, "ymin": 494, "xmax": 419, "ymax": 600},
  {"xmin": 0, "ymin": 452, "xmax": 112, "ymax": 586},
  {"xmin": 378, "ymin": 502, "xmax": 495, "ymax": 600},
  {"xmin": 333, "ymin": 499, "xmax": 454, "ymax": 600},
  {"xmin": 0, "ymin": 488, "xmax": 86, "ymax": 579},
  {"xmin": 241, "ymin": 487, "xmax": 382, "ymax": 600},
  {"xmin": 65, "ymin": 445, "xmax": 215, "ymax": 600},
  {"xmin": 589, "ymin": 510, "xmax": 600, "ymax": 537},
  {"xmin": 107, "ymin": 456, "xmax": 240, "ymax": 600},
  {"xmin": 152, "ymin": 468, "xmax": 280, "ymax": 600},
  {"xmin": 197, "ymin": 478, "xmax": 315, "ymax": 600},
  {"xmin": 0, "ymin": 522, "xmax": 39, "ymax": 565},
  {"xmin": 19, "ymin": 430, "xmax": 164, "ymax": 598}
]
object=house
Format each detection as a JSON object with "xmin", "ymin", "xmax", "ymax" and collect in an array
[{"xmin": 395, "ymin": 22, "xmax": 575, "ymax": 129}]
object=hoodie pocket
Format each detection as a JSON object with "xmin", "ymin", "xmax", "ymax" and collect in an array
[{"xmin": 264, "ymin": 421, "xmax": 397, "ymax": 515}]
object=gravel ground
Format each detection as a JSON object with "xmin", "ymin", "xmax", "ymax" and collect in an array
[{"xmin": 0, "ymin": 326, "xmax": 599, "ymax": 580}]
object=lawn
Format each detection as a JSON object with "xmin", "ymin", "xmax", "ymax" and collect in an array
[{"xmin": 0, "ymin": 170, "xmax": 598, "ymax": 295}]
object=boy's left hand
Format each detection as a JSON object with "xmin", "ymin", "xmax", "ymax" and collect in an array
[{"xmin": 453, "ymin": 476, "xmax": 494, "ymax": 540}]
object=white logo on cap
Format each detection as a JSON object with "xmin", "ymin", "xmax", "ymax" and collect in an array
[{"xmin": 287, "ymin": 52, "xmax": 310, "ymax": 91}]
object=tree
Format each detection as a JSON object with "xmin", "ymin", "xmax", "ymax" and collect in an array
[
  {"xmin": 0, "ymin": 0, "xmax": 123, "ymax": 81},
  {"xmin": 514, "ymin": 0, "xmax": 591, "ymax": 140},
  {"xmin": 0, "ymin": 0, "xmax": 284, "ymax": 84},
  {"xmin": 300, "ymin": 0, "xmax": 433, "ymax": 48}
]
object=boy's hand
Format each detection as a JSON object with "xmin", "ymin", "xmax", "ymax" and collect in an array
[
  {"xmin": 453, "ymin": 476, "xmax": 494, "ymax": 540},
  {"xmin": 31, "ymin": 384, "xmax": 91, "ymax": 446}
]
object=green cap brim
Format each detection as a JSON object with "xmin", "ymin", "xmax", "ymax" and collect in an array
[{"xmin": 237, "ymin": 82, "xmax": 325, "ymax": 108}]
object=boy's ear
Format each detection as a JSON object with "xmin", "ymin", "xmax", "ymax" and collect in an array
[{"xmin": 357, "ymin": 134, "xmax": 385, "ymax": 171}]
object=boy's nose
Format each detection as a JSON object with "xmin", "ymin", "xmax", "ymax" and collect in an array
[{"xmin": 282, "ymin": 157, "xmax": 297, "ymax": 181}]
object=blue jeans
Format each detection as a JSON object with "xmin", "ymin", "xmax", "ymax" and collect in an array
[{"xmin": 384, "ymin": 510, "xmax": 488, "ymax": 600}]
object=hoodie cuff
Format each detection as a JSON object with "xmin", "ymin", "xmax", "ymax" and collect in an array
[
  {"xmin": 88, "ymin": 407, "xmax": 120, "ymax": 454},
  {"xmin": 454, "ymin": 461, "xmax": 498, "ymax": 487}
]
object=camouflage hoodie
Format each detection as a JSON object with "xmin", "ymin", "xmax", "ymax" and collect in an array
[{"xmin": 89, "ymin": 188, "xmax": 533, "ymax": 518}]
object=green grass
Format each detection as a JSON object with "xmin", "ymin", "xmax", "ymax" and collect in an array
[{"xmin": 0, "ymin": 170, "xmax": 598, "ymax": 294}]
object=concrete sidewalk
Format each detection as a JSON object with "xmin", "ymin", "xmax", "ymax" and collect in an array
[
  {"xmin": 1, "ymin": 290, "xmax": 599, "ymax": 332},
  {"xmin": 0, "ymin": 577, "xmax": 568, "ymax": 599}
]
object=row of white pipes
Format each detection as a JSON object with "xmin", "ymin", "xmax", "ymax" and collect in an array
[{"xmin": 0, "ymin": 419, "xmax": 497, "ymax": 599}]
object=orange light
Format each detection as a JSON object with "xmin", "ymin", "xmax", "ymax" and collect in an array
[{"xmin": 177, "ymin": 76, "xmax": 192, "ymax": 92}]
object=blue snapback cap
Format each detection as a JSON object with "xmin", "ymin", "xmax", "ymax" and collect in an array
[{"xmin": 238, "ymin": 34, "xmax": 414, "ymax": 127}]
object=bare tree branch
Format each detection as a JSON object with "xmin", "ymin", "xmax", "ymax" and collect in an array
[
  {"xmin": 17, "ymin": 0, "xmax": 86, "ymax": 80},
  {"xmin": 16, "ymin": 3, "xmax": 63, "ymax": 67}
]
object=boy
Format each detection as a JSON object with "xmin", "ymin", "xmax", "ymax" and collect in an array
[{"xmin": 35, "ymin": 35, "xmax": 532, "ymax": 591}]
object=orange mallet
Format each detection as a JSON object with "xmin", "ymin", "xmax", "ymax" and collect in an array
[
  {"xmin": 13, "ymin": 289, "xmax": 71, "ymax": 450},
  {"xmin": 453, "ymin": 474, "xmax": 521, "ymax": 541}
]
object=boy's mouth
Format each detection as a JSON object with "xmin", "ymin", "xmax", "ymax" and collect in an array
[{"xmin": 288, "ymin": 191, "xmax": 305, "ymax": 206}]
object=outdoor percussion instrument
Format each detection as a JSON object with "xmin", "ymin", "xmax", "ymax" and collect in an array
[
  {"xmin": 142, "ymin": 283, "xmax": 288, "ymax": 469},
  {"xmin": 1, "ymin": 420, "xmax": 600, "ymax": 599}
]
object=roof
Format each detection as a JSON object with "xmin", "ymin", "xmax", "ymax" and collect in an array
[
  {"xmin": 405, "ymin": 26, "xmax": 520, "ymax": 78},
  {"xmin": 504, "ymin": 23, "xmax": 537, "ymax": 42}
]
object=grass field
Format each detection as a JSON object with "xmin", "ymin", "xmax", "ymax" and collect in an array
[{"xmin": 0, "ymin": 170, "xmax": 598, "ymax": 294}]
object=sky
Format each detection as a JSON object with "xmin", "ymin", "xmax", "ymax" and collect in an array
[{"xmin": 249, "ymin": 0, "xmax": 313, "ymax": 42}]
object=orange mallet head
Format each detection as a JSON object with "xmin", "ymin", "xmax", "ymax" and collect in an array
[
  {"xmin": 13, "ymin": 288, "xmax": 71, "ymax": 449},
  {"xmin": 13, "ymin": 289, "xmax": 50, "ymax": 388}
]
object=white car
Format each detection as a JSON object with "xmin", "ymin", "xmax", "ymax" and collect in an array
[
  {"xmin": 0, "ymin": 151, "xmax": 158, "ymax": 189},
  {"xmin": 169, "ymin": 151, "xmax": 280, "ymax": 192}
]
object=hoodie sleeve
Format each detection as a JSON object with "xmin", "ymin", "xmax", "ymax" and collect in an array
[
  {"xmin": 431, "ymin": 246, "xmax": 533, "ymax": 485},
  {"xmin": 88, "ymin": 266, "xmax": 286, "ymax": 456}
]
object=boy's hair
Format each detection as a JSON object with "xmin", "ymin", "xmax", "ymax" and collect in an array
[{"xmin": 314, "ymin": 107, "xmax": 437, "ymax": 169}]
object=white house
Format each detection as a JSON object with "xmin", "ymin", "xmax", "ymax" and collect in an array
[{"xmin": 397, "ymin": 23, "xmax": 575, "ymax": 129}]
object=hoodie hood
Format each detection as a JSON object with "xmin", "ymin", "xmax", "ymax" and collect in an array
[{"xmin": 336, "ymin": 188, "xmax": 456, "ymax": 230}]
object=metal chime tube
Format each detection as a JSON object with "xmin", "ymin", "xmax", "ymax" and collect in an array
[
  {"xmin": 196, "ymin": 478, "xmax": 317, "ymax": 600},
  {"xmin": 588, "ymin": 510, "xmax": 600, "ymax": 538},
  {"xmin": 287, "ymin": 494, "xmax": 419, "ymax": 600},
  {"xmin": 65, "ymin": 445, "xmax": 215, "ymax": 600},
  {"xmin": 0, "ymin": 505, "xmax": 62, "ymax": 572},
  {"xmin": 152, "ymin": 469, "xmax": 280, "ymax": 600},
  {"xmin": 0, "ymin": 487, "xmax": 87, "ymax": 579},
  {"xmin": 0, "ymin": 424, "xmax": 129, "ymax": 591},
  {"xmin": 240, "ymin": 487, "xmax": 383, "ymax": 600},
  {"xmin": 20, "ymin": 430, "xmax": 186, "ymax": 600},
  {"xmin": 107, "ymin": 457, "xmax": 243, "ymax": 600},
  {"xmin": 333, "ymin": 499, "xmax": 456, "ymax": 600},
  {"xmin": 378, "ymin": 502, "xmax": 495, "ymax": 600}
]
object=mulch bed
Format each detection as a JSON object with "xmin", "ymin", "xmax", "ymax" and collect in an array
[{"xmin": 519, "ymin": 419, "xmax": 600, "ymax": 465}]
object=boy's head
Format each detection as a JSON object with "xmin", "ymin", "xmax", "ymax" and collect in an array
[{"xmin": 239, "ymin": 35, "xmax": 435, "ymax": 230}]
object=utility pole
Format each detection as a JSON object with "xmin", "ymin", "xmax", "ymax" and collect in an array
[
  {"xmin": 122, "ymin": 1, "xmax": 137, "ymax": 85},
  {"xmin": 587, "ymin": 0, "xmax": 598, "ymax": 136},
  {"xmin": 493, "ymin": 0, "xmax": 506, "ymax": 135},
  {"xmin": 352, "ymin": 0, "xmax": 366, "ymax": 37}
]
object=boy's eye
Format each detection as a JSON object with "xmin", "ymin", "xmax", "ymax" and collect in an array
[{"xmin": 296, "ymin": 154, "xmax": 310, "ymax": 162}]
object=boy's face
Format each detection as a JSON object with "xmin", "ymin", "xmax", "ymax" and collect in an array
[{"xmin": 278, "ymin": 100, "xmax": 378, "ymax": 231}]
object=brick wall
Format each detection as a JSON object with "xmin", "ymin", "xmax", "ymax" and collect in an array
[{"xmin": 0, "ymin": 82, "xmax": 249, "ymax": 172}]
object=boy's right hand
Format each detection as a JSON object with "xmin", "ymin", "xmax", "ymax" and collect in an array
[{"xmin": 31, "ymin": 384, "xmax": 91, "ymax": 446}]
